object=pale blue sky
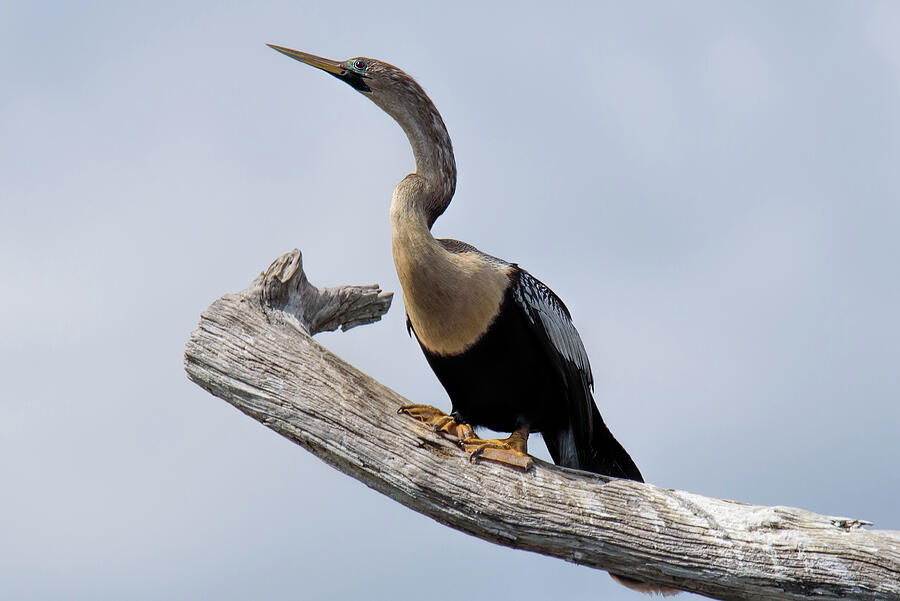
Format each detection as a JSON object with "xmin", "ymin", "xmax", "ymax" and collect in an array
[{"xmin": 2, "ymin": 2, "xmax": 899, "ymax": 600}]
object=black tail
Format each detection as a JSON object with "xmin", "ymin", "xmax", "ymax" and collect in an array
[
  {"xmin": 582, "ymin": 404, "xmax": 643, "ymax": 481},
  {"xmin": 545, "ymin": 404, "xmax": 643, "ymax": 482}
]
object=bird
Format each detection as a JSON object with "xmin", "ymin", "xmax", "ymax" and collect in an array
[
  {"xmin": 267, "ymin": 44, "xmax": 643, "ymax": 480},
  {"xmin": 269, "ymin": 44, "xmax": 643, "ymax": 482},
  {"xmin": 269, "ymin": 43, "xmax": 677, "ymax": 597}
]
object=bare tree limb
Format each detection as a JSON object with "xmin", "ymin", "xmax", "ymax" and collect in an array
[{"xmin": 184, "ymin": 249, "xmax": 900, "ymax": 601}]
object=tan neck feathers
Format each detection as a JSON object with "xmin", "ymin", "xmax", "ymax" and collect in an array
[{"xmin": 390, "ymin": 198, "xmax": 511, "ymax": 355}]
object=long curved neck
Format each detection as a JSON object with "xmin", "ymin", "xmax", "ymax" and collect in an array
[
  {"xmin": 381, "ymin": 74, "xmax": 461, "ymax": 318},
  {"xmin": 375, "ymin": 81, "xmax": 456, "ymax": 229},
  {"xmin": 400, "ymin": 105, "xmax": 456, "ymax": 216}
]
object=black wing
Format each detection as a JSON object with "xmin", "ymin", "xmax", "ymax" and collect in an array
[
  {"xmin": 511, "ymin": 270, "xmax": 593, "ymax": 388},
  {"xmin": 511, "ymin": 269, "xmax": 596, "ymax": 465}
]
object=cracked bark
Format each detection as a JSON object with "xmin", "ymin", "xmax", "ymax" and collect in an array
[{"xmin": 184, "ymin": 249, "xmax": 900, "ymax": 601}]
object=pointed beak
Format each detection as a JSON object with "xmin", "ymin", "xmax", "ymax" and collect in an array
[
  {"xmin": 267, "ymin": 44, "xmax": 345, "ymax": 76},
  {"xmin": 268, "ymin": 43, "xmax": 373, "ymax": 94}
]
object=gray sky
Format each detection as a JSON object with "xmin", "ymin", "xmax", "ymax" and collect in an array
[{"xmin": 2, "ymin": 2, "xmax": 898, "ymax": 600}]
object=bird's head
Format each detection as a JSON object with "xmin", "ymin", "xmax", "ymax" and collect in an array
[{"xmin": 267, "ymin": 44, "xmax": 420, "ymax": 117}]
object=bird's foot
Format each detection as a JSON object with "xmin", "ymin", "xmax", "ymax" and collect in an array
[
  {"xmin": 399, "ymin": 405, "xmax": 533, "ymax": 471},
  {"xmin": 460, "ymin": 428, "xmax": 534, "ymax": 472},
  {"xmin": 397, "ymin": 404, "xmax": 475, "ymax": 439}
]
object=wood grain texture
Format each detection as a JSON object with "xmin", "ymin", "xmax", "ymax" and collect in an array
[{"xmin": 184, "ymin": 250, "xmax": 900, "ymax": 601}]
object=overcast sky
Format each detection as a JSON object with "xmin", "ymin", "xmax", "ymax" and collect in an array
[{"xmin": 2, "ymin": 2, "xmax": 899, "ymax": 600}]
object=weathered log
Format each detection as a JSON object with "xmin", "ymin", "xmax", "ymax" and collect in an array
[{"xmin": 184, "ymin": 249, "xmax": 900, "ymax": 601}]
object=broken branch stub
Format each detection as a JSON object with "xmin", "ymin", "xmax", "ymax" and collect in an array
[{"xmin": 257, "ymin": 248, "xmax": 393, "ymax": 334}]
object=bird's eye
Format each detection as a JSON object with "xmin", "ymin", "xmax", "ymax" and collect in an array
[{"xmin": 354, "ymin": 59, "xmax": 367, "ymax": 71}]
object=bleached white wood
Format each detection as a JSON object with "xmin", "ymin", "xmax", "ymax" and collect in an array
[{"xmin": 184, "ymin": 249, "xmax": 900, "ymax": 601}]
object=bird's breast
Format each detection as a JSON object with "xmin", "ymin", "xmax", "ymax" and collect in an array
[{"xmin": 395, "ymin": 247, "xmax": 512, "ymax": 356}]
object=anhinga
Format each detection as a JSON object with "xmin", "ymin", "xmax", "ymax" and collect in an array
[
  {"xmin": 268, "ymin": 45, "xmax": 642, "ymax": 484},
  {"xmin": 270, "ymin": 44, "xmax": 674, "ymax": 597}
]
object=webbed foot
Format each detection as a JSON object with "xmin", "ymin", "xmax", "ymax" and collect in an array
[
  {"xmin": 460, "ymin": 426, "xmax": 533, "ymax": 471},
  {"xmin": 398, "ymin": 406, "xmax": 534, "ymax": 471},
  {"xmin": 397, "ymin": 404, "xmax": 475, "ymax": 439}
]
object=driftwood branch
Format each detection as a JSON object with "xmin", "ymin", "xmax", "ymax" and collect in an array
[{"xmin": 184, "ymin": 249, "xmax": 900, "ymax": 601}]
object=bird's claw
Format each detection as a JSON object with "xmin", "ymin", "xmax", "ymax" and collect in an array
[
  {"xmin": 399, "ymin": 405, "xmax": 533, "ymax": 470},
  {"xmin": 397, "ymin": 404, "xmax": 474, "ymax": 439},
  {"xmin": 459, "ymin": 437, "xmax": 533, "ymax": 471}
]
